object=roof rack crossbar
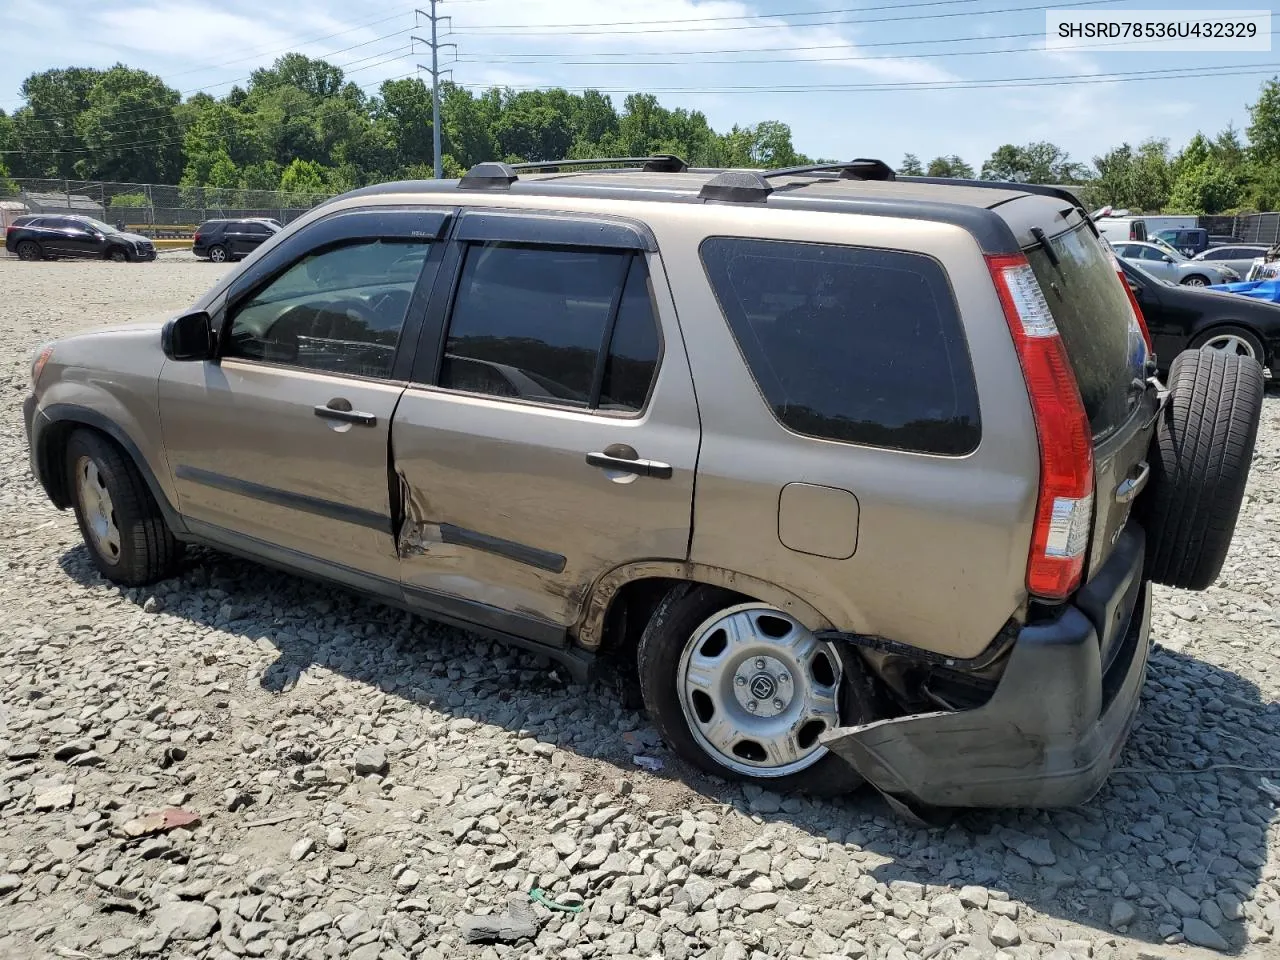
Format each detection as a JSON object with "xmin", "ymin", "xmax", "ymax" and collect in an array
[
  {"xmin": 510, "ymin": 155, "xmax": 688, "ymax": 173},
  {"xmin": 764, "ymin": 159, "xmax": 896, "ymax": 182}
]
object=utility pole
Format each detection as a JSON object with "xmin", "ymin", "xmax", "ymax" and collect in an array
[{"xmin": 413, "ymin": 5, "xmax": 456, "ymax": 179}]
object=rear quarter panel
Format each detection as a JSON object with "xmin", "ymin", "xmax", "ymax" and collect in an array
[{"xmin": 650, "ymin": 204, "xmax": 1040, "ymax": 659}]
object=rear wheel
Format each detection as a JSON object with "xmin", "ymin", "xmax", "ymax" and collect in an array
[
  {"xmin": 208, "ymin": 244, "xmax": 228, "ymax": 264},
  {"xmin": 638, "ymin": 586, "xmax": 878, "ymax": 795},
  {"xmin": 1139, "ymin": 349, "xmax": 1264, "ymax": 590},
  {"xmin": 1191, "ymin": 325, "xmax": 1265, "ymax": 367},
  {"xmin": 16, "ymin": 240, "xmax": 41, "ymax": 261},
  {"xmin": 65, "ymin": 429, "xmax": 183, "ymax": 586}
]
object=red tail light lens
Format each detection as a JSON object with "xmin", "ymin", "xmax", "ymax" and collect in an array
[{"xmin": 986, "ymin": 254, "xmax": 1095, "ymax": 601}]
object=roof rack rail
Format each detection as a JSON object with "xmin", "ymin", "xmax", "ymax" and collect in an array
[
  {"xmin": 698, "ymin": 170, "xmax": 773, "ymax": 203},
  {"xmin": 899, "ymin": 176, "xmax": 1096, "ymax": 234},
  {"xmin": 458, "ymin": 161, "xmax": 518, "ymax": 190},
  {"xmin": 511, "ymin": 155, "xmax": 688, "ymax": 173},
  {"xmin": 765, "ymin": 159, "xmax": 896, "ymax": 182}
]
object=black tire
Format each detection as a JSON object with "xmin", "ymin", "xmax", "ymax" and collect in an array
[
  {"xmin": 15, "ymin": 240, "xmax": 42, "ymax": 261},
  {"xmin": 208, "ymin": 245, "xmax": 228, "ymax": 264},
  {"xmin": 106, "ymin": 247, "xmax": 130, "ymax": 263},
  {"xmin": 1139, "ymin": 349, "xmax": 1264, "ymax": 591},
  {"xmin": 1190, "ymin": 324, "xmax": 1266, "ymax": 368},
  {"xmin": 65, "ymin": 429, "xmax": 183, "ymax": 586},
  {"xmin": 637, "ymin": 584, "xmax": 881, "ymax": 796}
]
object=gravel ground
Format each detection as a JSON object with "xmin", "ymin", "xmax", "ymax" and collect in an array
[{"xmin": 2, "ymin": 255, "xmax": 1280, "ymax": 960}]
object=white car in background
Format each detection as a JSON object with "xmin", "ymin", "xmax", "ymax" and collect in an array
[
  {"xmin": 1111, "ymin": 240, "xmax": 1241, "ymax": 287},
  {"xmin": 1192, "ymin": 244, "xmax": 1272, "ymax": 278}
]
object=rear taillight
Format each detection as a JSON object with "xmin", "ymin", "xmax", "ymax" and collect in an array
[
  {"xmin": 987, "ymin": 254, "xmax": 1095, "ymax": 601},
  {"xmin": 193, "ymin": 232, "xmax": 202, "ymax": 243}
]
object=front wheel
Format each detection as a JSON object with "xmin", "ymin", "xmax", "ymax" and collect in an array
[
  {"xmin": 15, "ymin": 240, "xmax": 42, "ymax": 261},
  {"xmin": 1181, "ymin": 274, "xmax": 1209, "ymax": 287},
  {"xmin": 637, "ymin": 588, "xmax": 878, "ymax": 795},
  {"xmin": 107, "ymin": 247, "xmax": 130, "ymax": 263},
  {"xmin": 65, "ymin": 429, "xmax": 183, "ymax": 586}
]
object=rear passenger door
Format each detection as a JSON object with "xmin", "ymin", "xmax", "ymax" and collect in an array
[
  {"xmin": 391, "ymin": 210, "xmax": 700, "ymax": 636},
  {"xmin": 238, "ymin": 222, "xmax": 273, "ymax": 256}
]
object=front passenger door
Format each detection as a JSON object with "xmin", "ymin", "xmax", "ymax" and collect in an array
[
  {"xmin": 158, "ymin": 207, "xmax": 451, "ymax": 594},
  {"xmin": 1139, "ymin": 245, "xmax": 1175, "ymax": 280}
]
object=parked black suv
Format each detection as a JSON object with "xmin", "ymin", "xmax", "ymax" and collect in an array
[
  {"xmin": 4, "ymin": 215, "xmax": 156, "ymax": 262},
  {"xmin": 192, "ymin": 219, "xmax": 281, "ymax": 263}
]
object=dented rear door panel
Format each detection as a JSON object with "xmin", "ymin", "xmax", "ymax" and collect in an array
[{"xmin": 390, "ymin": 230, "xmax": 701, "ymax": 630}]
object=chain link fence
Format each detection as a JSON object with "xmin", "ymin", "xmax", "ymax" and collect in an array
[{"xmin": 0, "ymin": 178, "xmax": 334, "ymax": 237}]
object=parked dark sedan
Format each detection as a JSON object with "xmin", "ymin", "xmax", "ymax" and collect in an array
[
  {"xmin": 192, "ymin": 218, "xmax": 280, "ymax": 263},
  {"xmin": 1121, "ymin": 258, "xmax": 1280, "ymax": 373},
  {"xmin": 4, "ymin": 215, "xmax": 156, "ymax": 262}
]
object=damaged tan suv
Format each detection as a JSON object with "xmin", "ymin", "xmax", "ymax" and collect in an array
[{"xmin": 25, "ymin": 157, "xmax": 1265, "ymax": 816}]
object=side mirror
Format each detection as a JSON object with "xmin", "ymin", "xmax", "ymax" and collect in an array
[
  {"xmin": 1161, "ymin": 255, "xmax": 1174, "ymax": 263},
  {"xmin": 162, "ymin": 310, "xmax": 215, "ymax": 361}
]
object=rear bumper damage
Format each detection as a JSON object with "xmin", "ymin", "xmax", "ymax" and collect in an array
[{"xmin": 822, "ymin": 523, "xmax": 1152, "ymax": 809}]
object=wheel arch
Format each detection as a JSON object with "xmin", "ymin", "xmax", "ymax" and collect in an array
[
  {"xmin": 34, "ymin": 404, "xmax": 187, "ymax": 535},
  {"xmin": 575, "ymin": 560, "xmax": 837, "ymax": 654}
]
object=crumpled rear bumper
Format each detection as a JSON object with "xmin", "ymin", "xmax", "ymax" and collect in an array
[{"xmin": 821, "ymin": 523, "xmax": 1152, "ymax": 809}]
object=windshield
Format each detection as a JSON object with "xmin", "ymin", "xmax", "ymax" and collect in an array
[
  {"xmin": 1026, "ymin": 222, "xmax": 1147, "ymax": 438},
  {"xmin": 1149, "ymin": 238, "xmax": 1185, "ymax": 259}
]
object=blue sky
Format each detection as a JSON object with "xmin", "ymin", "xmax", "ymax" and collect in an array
[{"xmin": 0, "ymin": 0, "xmax": 1276, "ymax": 172}]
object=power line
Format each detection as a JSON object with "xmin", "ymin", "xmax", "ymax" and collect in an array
[
  {"xmin": 448, "ymin": 61, "xmax": 1280, "ymax": 93},
  {"xmin": 453, "ymin": 28, "xmax": 1280, "ymax": 66},
  {"xmin": 449, "ymin": 0, "xmax": 1130, "ymax": 34}
]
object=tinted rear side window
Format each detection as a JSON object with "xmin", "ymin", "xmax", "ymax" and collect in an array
[
  {"xmin": 1025, "ymin": 223, "xmax": 1145, "ymax": 438},
  {"xmin": 700, "ymin": 238, "xmax": 980, "ymax": 456},
  {"xmin": 439, "ymin": 243, "xmax": 661, "ymax": 413}
]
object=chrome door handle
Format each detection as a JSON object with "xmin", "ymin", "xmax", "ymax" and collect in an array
[
  {"xmin": 1115, "ymin": 460, "xmax": 1149, "ymax": 504},
  {"xmin": 585, "ymin": 452, "xmax": 673, "ymax": 479},
  {"xmin": 315, "ymin": 400, "xmax": 376, "ymax": 427}
]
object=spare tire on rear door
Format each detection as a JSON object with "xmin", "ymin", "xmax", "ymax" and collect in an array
[{"xmin": 1139, "ymin": 348, "xmax": 1264, "ymax": 590}]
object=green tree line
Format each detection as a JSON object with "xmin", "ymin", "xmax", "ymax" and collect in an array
[{"xmin": 2, "ymin": 54, "xmax": 1279, "ymax": 215}]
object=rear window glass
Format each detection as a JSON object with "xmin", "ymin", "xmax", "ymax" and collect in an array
[
  {"xmin": 700, "ymin": 238, "xmax": 980, "ymax": 456},
  {"xmin": 1025, "ymin": 223, "xmax": 1145, "ymax": 438}
]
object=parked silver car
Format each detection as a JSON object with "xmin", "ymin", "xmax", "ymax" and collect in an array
[
  {"xmin": 1112, "ymin": 241, "xmax": 1240, "ymax": 286},
  {"xmin": 1192, "ymin": 244, "xmax": 1271, "ymax": 278}
]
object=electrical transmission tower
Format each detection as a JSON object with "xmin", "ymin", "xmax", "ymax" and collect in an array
[{"xmin": 413, "ymin": 4, "xmax": 457, "ymax": 179}]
